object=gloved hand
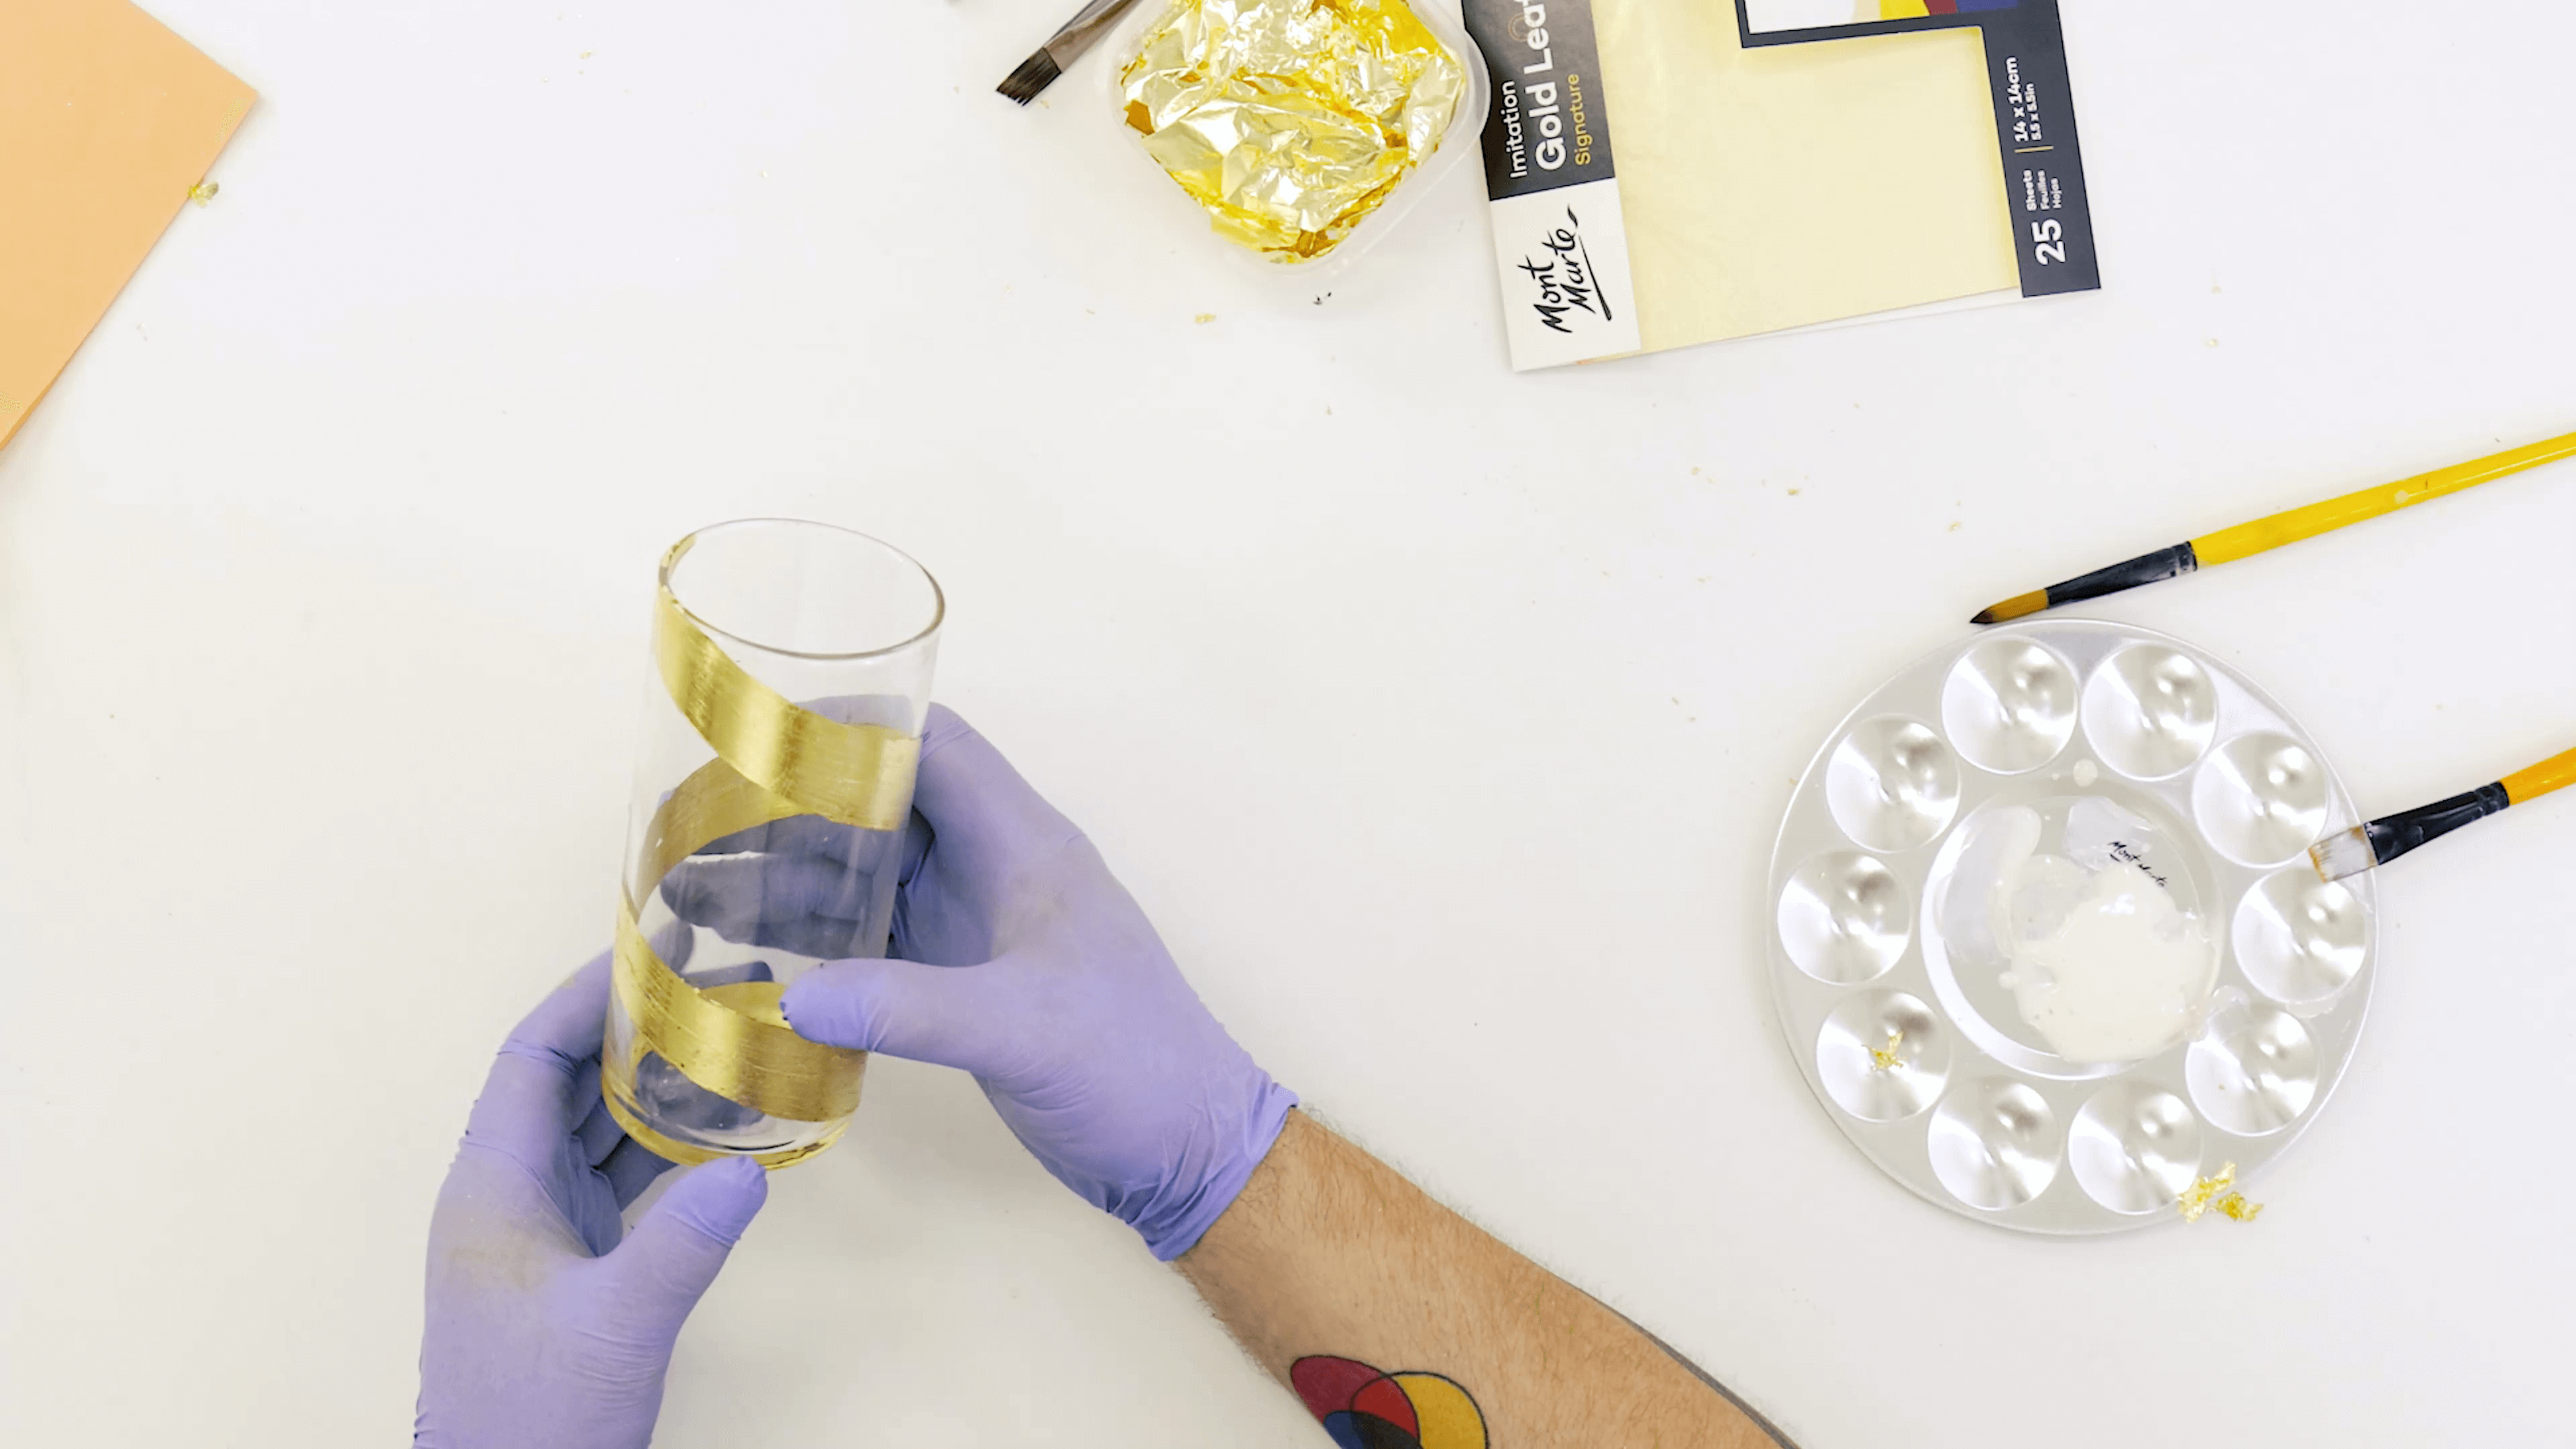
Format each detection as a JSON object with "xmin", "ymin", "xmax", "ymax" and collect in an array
[
  {"xmin": 416, "ymin": 954, "xmax": 769, "ymax": 1448},
  {"xmin": 660, "ymin": 704, "xmax": 1295, "ymax": 1260}
]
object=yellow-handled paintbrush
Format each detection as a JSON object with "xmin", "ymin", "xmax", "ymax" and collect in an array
[
  {"xmin": 2310, "ymin": 747, "xmax": 2576, "ymax": 882},
  {"xmin": 1971, "ymin": 431, "xmax": 2576, "ymax": 625}
]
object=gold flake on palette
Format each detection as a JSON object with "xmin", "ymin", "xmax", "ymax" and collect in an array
[
  {"xmin": 187, "ymin": 181, "xmax": 219, "ymax": 206},
  {"xmin": 2178, "ymin": 1161, "xmax": 2261, "ymax": 1224},
  {"xmin": 1868, "ymin": 1029, "xmax": 1904, "ymax": 1073},
  {"xmin": 2177, "ymin": 1162, "xmax": 2233, "ymax": 1222}
]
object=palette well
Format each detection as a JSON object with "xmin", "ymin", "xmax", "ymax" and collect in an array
[{"xmin": 1766, "ymin": 621, "xmax": 2376, "ymax": 1234}]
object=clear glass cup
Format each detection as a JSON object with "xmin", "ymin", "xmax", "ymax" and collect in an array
[{"xmin": 600, "ymin": 519, "xmax": 943, "ymax": 1167}]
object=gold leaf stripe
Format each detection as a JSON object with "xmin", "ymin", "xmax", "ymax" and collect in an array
[
  {"xmin": 612, "ymin": 888, "xmax": 863, "ymax": 1124},
  {"xmin": 652, "ymin": 536, "xmax": 919, "ymax": 831}
]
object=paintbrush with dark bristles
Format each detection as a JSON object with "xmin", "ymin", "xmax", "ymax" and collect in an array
[
  {"xmin": 998, "ymin": 0, "xmax": 1145, "ymax": 104},
  {"xmin": 1968, "ymin": 430, "xmax": 2576, "ymax": 625},
  {"xmin": 2310, "ymin": 746, "xmax": 2575, "ymax": 882}
]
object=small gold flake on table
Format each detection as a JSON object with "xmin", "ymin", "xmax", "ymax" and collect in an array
[
  {"xmin": 188, "ymin": 181, "xmax": 219, "ymax": 206},
  {"xmin": 1118, "ymin": 0, "xmax": 1466, "ymax": 263},
  {"xmin": 2178, "ymin": 1161, "xmax": 2261, "ymax": 1224},
  {"xmin": 1868, "ymin": 1029, "xmax": 1904, "ymax": 1073},
  {"xmin": 1194, "ymin": 313, "xmax": 1216, "ymax": 324}
]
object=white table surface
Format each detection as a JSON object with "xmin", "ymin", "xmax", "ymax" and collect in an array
[{"xmin": 5, "ymin": 1, "xmax": 2572, "ymax": 1443}]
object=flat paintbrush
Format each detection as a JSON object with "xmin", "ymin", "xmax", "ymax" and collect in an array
[
  {"xmin": 2310, "ymin": 746, "xmax": 2575, "ymax": 883},
  {"xmin": 998, "ymin": 0, "xmax": 1144, "ymax": 105},
  {"xmin": 1970, "ymin": 429, "xmax": 2576, "ymax": 625}
]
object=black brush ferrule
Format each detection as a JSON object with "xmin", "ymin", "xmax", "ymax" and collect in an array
[
  {"xmin": 2045, "ymin": 541, "xmax": 2199, "ymax": 610},
  {"xmin": 2364, "ymin": 782, "xmax": 2512, "ymax": 868}
]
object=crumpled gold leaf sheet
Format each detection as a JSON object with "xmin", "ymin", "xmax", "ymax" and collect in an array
[{"xmin": 1119, "ymin": 0, "xmax": 1465, "ymax": 262}]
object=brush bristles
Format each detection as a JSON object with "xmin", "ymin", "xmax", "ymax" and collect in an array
[
  {"xmin": 996, "ymin": 48, "xmax": 1062, "ymax": 105},
  {"xmin": 2308, "ymin": 826, "xmax": 2376, "ymax": 883},
  {"xmin": 1970, "ymin": 588, "xmax": 2049, "ymax": 627}
]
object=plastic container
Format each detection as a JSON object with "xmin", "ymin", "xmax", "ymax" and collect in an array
[{"xmin": 1101, "ymin": 0, "xmax": 1491, "ymax": 288}]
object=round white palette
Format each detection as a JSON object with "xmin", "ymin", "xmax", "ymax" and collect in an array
[{"xmin": 1767, "ymin": 621, "xmax": 2377, "ymax": 1234}]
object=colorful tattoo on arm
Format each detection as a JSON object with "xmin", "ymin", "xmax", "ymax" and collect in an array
[{"xmin": 1290, "ymin": 1356, "xmax": 1489, "ymax": 1449}]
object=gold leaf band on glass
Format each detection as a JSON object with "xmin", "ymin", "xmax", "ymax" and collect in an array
[
  {"xmin": 651, "ymin": 536, "xmax": 920, "ymax": 832},
  {"xmin": 610, "ymin": 891, "xmax": 862, "ymax": 1122},
  {"xmin": 602, "ymin": 549, "xmax": 921, "ymax": 1159}
]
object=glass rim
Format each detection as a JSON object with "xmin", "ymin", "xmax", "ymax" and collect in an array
[{"xmin": 661, "ymin": 517, "xmax": 946, "ymax": 663}]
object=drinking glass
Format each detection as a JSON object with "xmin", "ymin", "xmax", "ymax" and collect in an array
[{"xmin": 600, "ymin": 519, "xmax": 942, "ymax": 1167}]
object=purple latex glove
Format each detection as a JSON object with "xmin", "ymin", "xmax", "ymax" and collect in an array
[
  {"xmin": 416, "ymin": 954, "xmax": 769, "ymax": 1448},
  {"xmin": 661, "ymin": 705, "xmax": 1295, "ymax": 1260}
]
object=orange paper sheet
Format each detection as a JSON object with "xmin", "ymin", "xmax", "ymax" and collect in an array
[{"xmin": 0, "ymin": 0, "xmax": 254, "ymax": 449}]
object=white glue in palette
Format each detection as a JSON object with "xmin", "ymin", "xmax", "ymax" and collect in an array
[{"xmin": 1766, "ymin": 621, "xmax": 2375, "ymax": 1234}]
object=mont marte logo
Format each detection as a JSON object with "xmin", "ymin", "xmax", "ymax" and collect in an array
[{"xmin": 1513, "ymin": 206, "xmax": 1613, "ymax": 335}]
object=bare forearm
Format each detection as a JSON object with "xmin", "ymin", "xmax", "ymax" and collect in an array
[{"xmin": 1179, "ymin": 1111, "xmax": 1790, "ymax": 1448}]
